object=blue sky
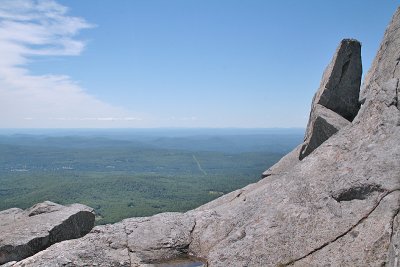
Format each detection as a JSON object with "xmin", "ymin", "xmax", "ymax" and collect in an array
[{"xmin": 0, "ymin": 0, "xmax": 398, "ymax": 128}]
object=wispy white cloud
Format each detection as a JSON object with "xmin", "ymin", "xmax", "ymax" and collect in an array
[
  {"xmin": 50, "ymin": 117, "xmax": 143, "ymax": 121},
  {"xmin": 168, "ymin": 116, "xmax": 198, "ymax": 121},
  {"xmin": 0, "ymin": 0, "xmax": 139, "ymax": 128}
]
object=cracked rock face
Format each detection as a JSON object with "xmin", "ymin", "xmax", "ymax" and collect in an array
[
  {"xmin": 292, "ymin": 191, "xmax": 400, "ymax": 266},
  {"xmin": 4, "ymin": 6, "xmax": 400, "ymax": 267},
  {"xmin": 0, "ymin": 201, "xmax": 94, "ymax": 265}
]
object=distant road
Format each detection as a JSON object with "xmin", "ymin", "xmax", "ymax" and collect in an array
[{"xmin": 192, "ymin": 155, "xmax": 207, "ymax": 176}]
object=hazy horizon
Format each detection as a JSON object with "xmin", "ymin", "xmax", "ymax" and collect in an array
[{"xmin": 0, "ymin": 127, "xmax": 306, "ymax": 136}]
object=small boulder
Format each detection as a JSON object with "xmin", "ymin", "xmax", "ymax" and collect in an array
[
  {"xmin": 26, "ymin": 201, "xmax": 63, "ymax": 217},
  {"xmin": 0, "ymin": 201, "xmax": 95, "ymax": 265}
]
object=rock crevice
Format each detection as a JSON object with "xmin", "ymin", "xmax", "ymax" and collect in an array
[
  {"xmin": 388, "ymin": 208, "xmax": 400, "ymax": 266},
  {"xmin": 395, "ymin": 79, "xmax": 399, "ymax": 109},
  {"xmin": 332, "ymin": 184, "xmax": 384, "ymax": 202},
  {"xmin": 123, "ymin": 224, "xmax": 132, "ymax": 267}
]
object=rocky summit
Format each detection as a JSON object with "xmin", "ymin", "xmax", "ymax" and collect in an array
[{"xmin": 2, "ymin": 6, "xmax": 400, "ymax": 267}]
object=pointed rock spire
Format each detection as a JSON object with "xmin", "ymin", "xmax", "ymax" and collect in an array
[{"xmin": 314, "ymin": 39, "xmax": 362, "ymax": 121}]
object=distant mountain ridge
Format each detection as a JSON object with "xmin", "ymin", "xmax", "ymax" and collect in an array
[{"xmin": 0, "ymin": 128, "xmax": 304, "ymax": 153}]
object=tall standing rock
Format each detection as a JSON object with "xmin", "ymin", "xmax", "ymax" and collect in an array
[
  {"xmin": 314, "ymin": 39, "xmax": 362, "ymax": 121},
  {"xmin": 299, "ymin": 39, "xmax": 362, "ymax": 160}
]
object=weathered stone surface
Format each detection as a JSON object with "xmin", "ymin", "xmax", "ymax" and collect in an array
[
  {"xmin": 12, "ymin": 213, "xmax": 198, "ymax": 267},
  {"xmin": 299, "ymin": 104, "xmax": 350, "ymax": 160},
  {"xmin": 6, "ymin": 6, "xmax": 400, "ymax": 267},
  {"xmin": 360, "ymin": 7, "xmax": 400, "ymax": 106},
  {"xmin": 292, "ymin": 191, "xmax": 400, "ymax": 266},
  {"xmin": 0, "ymin": 201, "xmax": 94, "ymax": 265},
  {"xmin": 11, "ymin": 222, "xmax": 131, "ymax": 267}
]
